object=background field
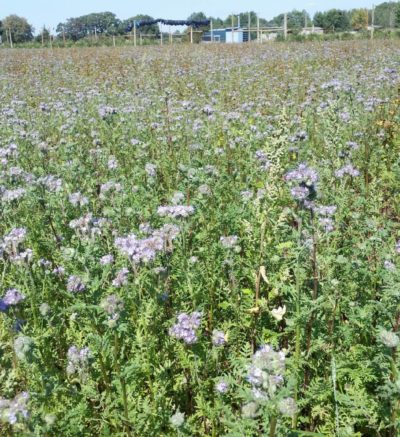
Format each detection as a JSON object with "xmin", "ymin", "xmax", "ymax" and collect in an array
[{"xmin": 0, "ymin": 41, "xmax": 399, "ymax": 436}]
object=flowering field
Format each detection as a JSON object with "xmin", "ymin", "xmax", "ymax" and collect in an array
[{"xmin": 0, "ymin": 41, "xmax": 399, "ymax": 436}]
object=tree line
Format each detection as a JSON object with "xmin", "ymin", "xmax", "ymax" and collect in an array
[{"xmin": 1, "ymin": 2, "xmax": 400, "ymax": 44}]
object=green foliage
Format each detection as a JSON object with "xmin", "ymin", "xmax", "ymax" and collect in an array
[
  {"xmin": 0, "ymin": 38, "xmax": 399, "ymax": 436},
  {"xmin": 313, "ymin": 9, "xmax": 351, "ymax": 32},
  {"xmin": 2, "ymin": 14, "xmax": 33, "ymax": 43}
]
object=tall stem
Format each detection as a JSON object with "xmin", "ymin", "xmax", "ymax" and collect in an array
[
  {"xmin": 292, "ymin": 215, "xmax": 302, "ymax": 429},
  {"xmin": 269, "ymin": 416, "xmax": 278, "ymax": 437},
  {"xmin": 304, "ymin": 210, "xmax": 319, "ymax": 389}
]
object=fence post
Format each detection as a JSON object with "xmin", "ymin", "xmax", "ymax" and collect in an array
[
  {"xmin": 248, "ymin": 12, "xmax": 251, "ymax": 42},
  {"xmin": 284, "ymin": 13, "xmax": 288, "ymax": 40},
  {"xmin": 134, "ymin": 22, "xmax": 137, "ymax": 47},
  {"xmin": 257, "ymin": 17, "xmax": 260, "ymax": 43},
  {"xmin": 211, "ymin": 19, "xmax": 214, "ymax": 42}
]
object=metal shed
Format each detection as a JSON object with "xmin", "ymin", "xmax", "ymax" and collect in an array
[{"xmin": 203, "ymin": 27, "xmax": 249, "ymax": 43}]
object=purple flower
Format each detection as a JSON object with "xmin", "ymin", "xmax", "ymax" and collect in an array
[
  {"xmin": 335, "ymin": 164, "xmax": 360, "ymax": 178},
  {"xmin": 112, "ymin": 268, "xmax": 129, "ymax": 287},
  {"xmin": 67, "ymin": 346, "xmax": 90, "ymax": 375},
  {"xmin": 169, "ymin": 311, "xmax": 202, "ymax": 345},
  {"xmin": 316, "ymin": 205, "xmax": 337, "ymax": 216},
  {"xmin": 0, "ymin": 392, "xmax": 29, "ymax": 425},
  {"xmin": 212, "ymin": 330, "xmax": 226, "ymax": 347},
  {"xmin": 68, "ymin": 192, "xmax": 88, "ymax": 207},
  {"xmin": 3, "ymin": 288, "xmax": 25, "ymax": 306},
  {"xmin": 67, "ymin": 275, "xmax": 86, "ymax": 293},
  {"xmin": 215, "ymin": 381, "xmax": 229, "ymax": 393},
  {"xmin": 220, "ymin": 236, "xmax": 239, "ymax": 249},
  {"xmin": 384, "ymin": 260, "xmax": 395, "ymax": 271},
  {"xmin": 100, "ymin": 254, "xmax": 114, "ymax": 266},
  {"xmin": 285, "ymin": 163, "xmax": 318, "ymax": 185},
  {"xmin": 157, "ymin": 205, "xmax": 194, "ymax": 219},
  {"xmin": 145, "ymin": 163, "xmax": 157, "ymax": 178},
  {"xmin": 290, "ymin": 186, "xmax": 309, "ymax": 200}
]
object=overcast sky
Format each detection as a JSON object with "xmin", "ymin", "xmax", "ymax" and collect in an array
[{"xmin": 2, "ymin": 0, "xmax": 376, "ymax": 33}]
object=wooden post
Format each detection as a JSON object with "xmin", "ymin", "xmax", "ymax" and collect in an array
[
  {"xmin": 41, "ymin": 27, "xmax": 44, "ymax": 47},
  {"xmin": 133, "ymin": 22, "xmax": 137, "ymax": 47},
  {"xmin": 113, "ymin": 35, "xmax": 116, "ymax": 47},
  {"xmin": 62, "ymin": 26, "xmax": 66, "ymax": 45},
  {"xmin": 211, "ymin": 19, "xmax": 213, "ymax": 42},
  {"xmin": 371, "ymin": 5, "xmax": 375, "ymax": 39},
  {"xmin": 161, "ymin": 31, "xmax": 163, "ymax": 45},
  {"xmin": 248, "ymin": 12, "xmax": 251, "ymax": 42},
  {"xmin": 8, "ymin": 29, "xmax": 13, "ymax": 48},
  {"xmin": 231, "ymin": 14, "xmax": 234, "ymax": 43},
  {"xmin": 190, "ymin": 26, "xmax": 193, "ymax": 43},
  {"xmin": 169, "ymin": 27, "xmax": 172, "ymax": 44},
  {"xmin": 284, "ymin": 13, "xmax": 288, "ymax": 40},
  {"xmin": 257, "ymin": 17, "xmax": 260, "ymax": 43},
  {"xmin": 140, "ymin": 33, "xmax": 143, "ymax": 45}
]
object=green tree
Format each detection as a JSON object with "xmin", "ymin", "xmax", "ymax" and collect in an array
[
  {"xmin": 351, "ymin": 8, "xmax": 369, "ymax": 30},
  {"xmin": 122, "ymin": 15, "xmax": 159, "ymax": 36},
  {"xmin": 270, "ymin": 10, "xmax": 311, "ymax": 30},
  {"xmin": 187, "ymin": 12, "xmax": 209, "ymax": 32},
  {"xmin": 372, "ymin": 2, "xmax": 400, "ymax": 28},
  {"xmin": 2, "ymin": 15, "xmax": 34, "ymax": 43},
  {"xmin": 35, "ymin": 26, "xmax": 50, "ymax": 43},
  {"xmin": 313, "ymin": 9, "xmax": 351, "ymax": 32}
]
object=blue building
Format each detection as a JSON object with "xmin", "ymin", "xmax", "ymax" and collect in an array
[{"xmin": 203, "ymin": 27, "xmax": 249, "ymax": 43}]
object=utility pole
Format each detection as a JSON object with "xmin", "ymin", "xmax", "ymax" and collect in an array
[
  {"xmin": 284, "ymin": 13, "xmax": 288, "ymax": 40},
  {"xmin": 371, "ymin": 5, "xmax": 375, "ymax": 39},
  {"xmin": 231, "ymin": 14, "xmax": 234, "ymax": 43},
  {"xmin": 248, "ymin": 12, "xmax": 251, "ymax": 42},
  {"xmin": 8, "ymin": 29, "xmax": 13, "ymax": 48}
]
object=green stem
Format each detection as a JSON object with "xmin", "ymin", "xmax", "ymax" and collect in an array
[
  {"xmin": 269, "ymin": 416, "xmax": 278, "ymax": 437},
  {"xmin": 292, "ymin": 215, "xmax": 302, "ymax": 430}
]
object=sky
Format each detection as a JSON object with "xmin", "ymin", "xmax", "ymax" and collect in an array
[{"xmin": 1, "ymin": 0, "xmax": 376, "ymax": 33}]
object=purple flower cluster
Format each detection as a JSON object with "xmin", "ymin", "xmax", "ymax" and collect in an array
[
  {"xmin": 112, "ymin": 268, "xmax": 129, "ymax": 287},
  {"xmin": 157, "ymin": 205, "xmax": 194, "ymax": 219},
  {"xmin": 1, "ymin": 228, "xmax": 32, "ymax": 264},
  {"xmin": 254, "ymin": 150, "xmax": 271, "ymax": 171},
  {"xmin": 66, "ymin": 346, "xmax": 90, "ymax": 375},
  {"xmin": 100, "ymin": 294, "xmax": 124, "ymax": 327},
  {"xmin": 68, "ymin": 192, "xmax": 88, "ymax": 207},
  {"xmin": 212, "ymin": 329, "xmax": 226, "ymax": 347},
  {"xmin": 246, "ymin": 345, "xmax": 287, "ymax": 401},
  {"xmin": 215, "ymin": 381, "xmax": 229, "ymax": 393},
  {"xmin": 67, "ymin": 275, "xmax": 86, "ymax": 293},
  {"xmin": 285, "ymin": 163, "xmax": 318, "ymax": 202},
  {"xmin": 169, "ymin": 311, "xmax": 202, "ymax": 344},
  {"xmin": 100, "ymin": 254, "xmax": 114, "ymax": 266},
  {"xmin": 0, "ymin": 288, "xmax": 25, "ymax": 311},
  {"xmin": 220, "ymin": 235, "xmax": 239, "ymax": 250},
  {"xmin": 285, "ymin": 163, "xmax": 318, "ymax": 186},
  {"xmin": 316, "ymin": 205, "xmax": 337, "ymax": 233},
  {"xmin": 115, "ymin": 224, "xmax": 181, "ymax": 265},
  {"xmin": 0, "ymin": 392, "xmax": 29, "ymax": 425},
  {"xmin": 335, "ymin": 164, "xmax": 360, "ymax": 178},
  {"xmin": 69, "ymin": 213, "xmax": 108, "ymax": 238}
]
